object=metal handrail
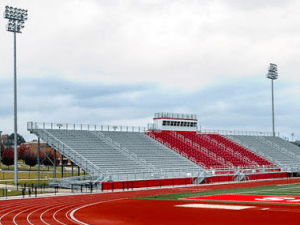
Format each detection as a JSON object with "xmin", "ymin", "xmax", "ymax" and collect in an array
[{"xmin": 33, "ymin": 129, "xmax": 104, "ymax": 177}]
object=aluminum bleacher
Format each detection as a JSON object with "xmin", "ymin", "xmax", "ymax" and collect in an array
[
  {"xmin": 29, "ymin": 126, "xmax": 203, "ymax": 184},
  {"xmin": 99, "ymin": 131, "xmax": 202, "ymax": 175},
  {"xmin": 148, "ymin": 130, "xmax": 229, "ymax": 169},
  {"xmin": 227, "ymin": 135, "xmax": 300, "ymax": 169},
  {"xmin": 207, "ymin": 134, "xmax": 275, "ymax": 167},
  {"xmin": 27, "ymin": 121, "xmax": 296, "ymax": 188},
  {"xmin": 178, "ymin": 132, "xmax": 254, "ymax": 168},
  {"xmin": 46, "ymin": 130, "xmax": 152, "ymax": 175},
  {"xmin": 148, "ymin": 131, "xmax": 277, "ymax": 170},
  {"xmin": 264, "ymin": 136, "xmax": 300, "ymax": 156}
]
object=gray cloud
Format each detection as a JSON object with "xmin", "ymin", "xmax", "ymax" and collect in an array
[
  {"xmin": 1, "ymin": 75, "xmax": 298, "ymax": 141},
  {"xmin": 221, "ymin": 0, "xmax": 293, "ymax": 10},
  {"xmin": 1, "ymin": 0, "xmax": 299, "ymax": 142}
]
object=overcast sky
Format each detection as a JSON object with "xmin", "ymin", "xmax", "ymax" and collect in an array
[{"xmin": 1, "ymin": 0, "xmax": 300, "ymax": 142}]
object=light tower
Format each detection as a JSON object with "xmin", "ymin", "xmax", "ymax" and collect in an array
[
  {"xmin": 266, "ymin": 63, "xmax": 278, "ymax": 137},
  {"xmin": 3, "ymin": 6, "xmax": 28, "ymax": 184}
]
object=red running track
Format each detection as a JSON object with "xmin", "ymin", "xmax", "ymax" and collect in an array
[{"xmin": 1, "ymin": 178, "xmax": 300, "ymax": 225}]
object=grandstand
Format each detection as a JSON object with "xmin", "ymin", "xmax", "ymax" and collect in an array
[{"xmin": 27, "ymin": 112, "xmax": 300, "ymax": 188}]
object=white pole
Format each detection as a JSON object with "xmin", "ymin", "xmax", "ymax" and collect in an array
[{"xmin": 14, "ymin": 31, "xmax": 18, "ymax": 185}]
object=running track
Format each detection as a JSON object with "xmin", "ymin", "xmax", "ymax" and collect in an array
[{"xmin": 1, "ymin": 178, "xmax": 300, "ymax": 225}]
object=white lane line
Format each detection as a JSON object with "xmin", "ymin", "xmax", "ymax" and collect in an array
[
  {"xmin": 68, "ymin": 198, "xmax": 128, "ymax": 225},
  {"xmin": 52, "ymin": 200, "xmax": 98, "ymax": 224},
  {"xmin": 53, "ymin": 205, "xmax": 74, "ymax": 225},
  {"xmin": 0, "ymin": 204, "xmax": 35, "ymax": 225},
  {"xmin": 176, "ymin": 204, "xmax": 255, "ymax": 210},
  {"xmin": 27, "ymin": 200, "xmax": 73, "ymax": 225},
  {"xmin": 40, "ymin": 199, "xmax": 85, "ymax": 225},
  {"xmin": 13, "ymin": 203, "xmax": 45, "ymax": 225}
]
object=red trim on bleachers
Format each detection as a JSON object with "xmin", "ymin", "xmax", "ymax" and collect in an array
[
  {"xmin": 101, "ymin": 172, "xmax": 288, "ymax": 191},
  {"xmin": 247, "ymin": 172, "xmax": 287, "ymax": 180},
  {"xmin": 147, "ymin": 131, "xmax": 277, "ymax": 169},
  {"xmin": 102, "ymin": 177, "xmax": 194, "ymax": 191}
]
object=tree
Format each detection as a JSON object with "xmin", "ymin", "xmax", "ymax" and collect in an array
[
  {"xmin": 18, "ymin": 144, "xmax": 29, "ymax": 160},
  {"xmin": 0, "ymin": 143, "xmax": 4, "ymax": 157},
  {"xmin": 6, "ymin": 133, "xmax": 26, "ymax": 146},
  {"xmin": 1, "ymin": 147, "xmax": 14, "ymax": 169},
  {"xmin": 23, "ymin": 149, "xmax": 37, "ymax": 169},
  {"xmin": 42, "ymin": 148, "xmax": 58, "ymax": 166}
]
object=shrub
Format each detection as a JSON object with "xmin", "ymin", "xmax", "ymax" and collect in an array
[
  {"xmin": 23, "ymin": 149, "xmax": 37, "ymax": 169},
  {"xmin": 1, "ymin": 147, "xmax": 14, "ymax": 169}
]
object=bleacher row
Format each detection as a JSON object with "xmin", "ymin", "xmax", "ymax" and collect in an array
[
  {"xmin": 148, "ymin": 131, "xmax": 276, "ymax": 169},
  {"xmin": 41, "ymin": 129, "xmax": 300, "ymax": 181},
  {"xmin": 45, "ymin": 129, "xmax": 202, "ymax": 180}
]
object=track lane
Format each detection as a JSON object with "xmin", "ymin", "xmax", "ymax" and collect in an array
[{"xmin": 0, "ymin": 178, "xmax": 300, "ymax": 225}]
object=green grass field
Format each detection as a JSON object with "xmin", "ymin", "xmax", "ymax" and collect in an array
[
  {"xmin": 141, "ymin": 183, "xmax": 300, "ymax": 201},
  {"xmin": 0, "ymin": 189, "xmax": 50, "ymax": 197},
  {"xmin": 0, "ymin": 160, "xmax": 86, "ymax": 180},
  {"xmin": 0, "ymin": 179, "xmax": 49, "ymax": 186}
]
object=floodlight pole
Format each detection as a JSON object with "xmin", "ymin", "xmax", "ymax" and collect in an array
[
  {"xmin": 4, "ymin": 6, "xmax": 28, "ymax": 185},
  {"xmin": 14, "ymin": 30, "xmax": 18, "ymax": 185},
  {"xmin": 271, "ymin": 79, "xmax": 275, "ymax": 137},
  {"xmin": 266, "ymin": 63, "xmax": 278, "ymax": 137}
]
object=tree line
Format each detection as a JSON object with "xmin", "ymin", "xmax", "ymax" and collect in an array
[{"xmin": 0, "ymin": 133, "xmax": 58, "ymax": 170}]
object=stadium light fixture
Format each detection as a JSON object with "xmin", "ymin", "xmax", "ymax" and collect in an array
[
  {"xmin": 266, "ymin": 63, "xmax": 278, "ymax": 137},
  {"xmin": 3, "ymin": 5, "xmax": 28, "ymax": 185}
]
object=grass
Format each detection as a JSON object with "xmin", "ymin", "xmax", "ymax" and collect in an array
[
  {"xmin": 0, "ymin": 160, "xmax": 87, "ymax": 180},
  {"xmin": 0, "ymin": 160, "xmax": 81, "ymax": 172},
  {"xmin": 0, "ymin": 189, "xmax": 48, "ymax": 197},
  {"xmin": 0, "ymin": 171, "xmax": 86, "ymax": 180},
  {"xmin": 140, "ymin": 183, "xmax": 300, "ymax": 201},
  {"xmin": 0, "ymin": 179, "xmax": 49, "ymax": 186}
]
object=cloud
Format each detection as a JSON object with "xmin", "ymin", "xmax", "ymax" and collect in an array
[
  {"xmin": 1, "ymin": 75, "xmax": 298, "ymax": 141},
  {"xmin": 2, "ymin": 0, "xmax": 300, "ymax": 90},
  {"xmin": 1, "ymin": 0, "xmax": 300, "ymax": 141}
]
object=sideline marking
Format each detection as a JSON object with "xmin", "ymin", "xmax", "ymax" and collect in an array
[{"xmin": 176, "ymin": 204, "xmax": 254, "ymax": 210}]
